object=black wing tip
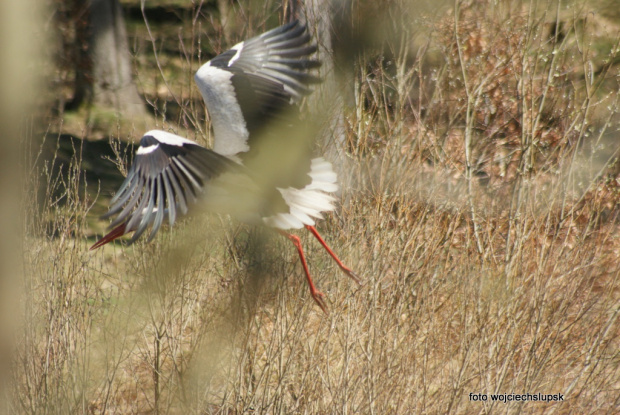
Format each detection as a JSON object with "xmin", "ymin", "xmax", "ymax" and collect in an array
[
  {"xmin": 264, "ymin": 20, "xmax": 303, "ymax": 38},
  {"xmin": 276, "ymin": 45, "xmax": 319, "ymax": 59},
  {"xmin": 263, "ymin": 19, "xmax": 312, "ymax": 45},
  {"xmin": 100, "ymin": 211, "xmax": 114, "ymax": 220},
  {"xmin": 273, "ymin": 58, "xmax": 321, "ymax": 70}
]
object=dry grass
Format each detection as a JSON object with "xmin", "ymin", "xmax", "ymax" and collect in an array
[{"xmin": 7, "ymin": 0, "xmax": 620, "ymax": 413}]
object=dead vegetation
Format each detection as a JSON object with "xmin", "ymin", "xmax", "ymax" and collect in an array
[{"xmin": 7, "ymin": 0, "xmax": 620, "ymax": 413}]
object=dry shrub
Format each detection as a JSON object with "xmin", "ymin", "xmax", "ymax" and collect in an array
[{"xmin": 9, "ymin": 0, "xmax": 620, "ymax": 414}]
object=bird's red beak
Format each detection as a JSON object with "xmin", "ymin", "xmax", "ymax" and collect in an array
[{"xmin": 90, "ymin": 223, "xmax": 128, "ymax": 250}]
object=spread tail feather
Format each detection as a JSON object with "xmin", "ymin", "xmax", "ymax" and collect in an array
[{"xmin": 263, "ymin": 157, "xmax": 338, "ymax": 230}]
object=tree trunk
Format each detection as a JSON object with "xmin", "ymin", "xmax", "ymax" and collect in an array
[
  {"xmin": 285, "ymin": 0, "xmax": 353, "ymax": 159},
  {"xmin": 72, "ymin": 0, "xmax": 145, "ymax": 117},
  {"xmin": 217, "ymin": 0, "xmax": 236, "ymax": 43}
]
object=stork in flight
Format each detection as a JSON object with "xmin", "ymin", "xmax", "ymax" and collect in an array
[{"xmin": 91, "ymin": 21, "xmax": 359, "ymax": 313}]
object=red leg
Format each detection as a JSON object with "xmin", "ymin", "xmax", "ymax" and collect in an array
[
  {"xmin": 279, "ymin": 231, "xmax": 329, "ymax": 314},
  {"xmin": 305, "ymin": 225, "xmax": 361, "ymax": 285},
  {"xmin": 90, "ymin": 222, "xmax": 128, "ymax": 250}
]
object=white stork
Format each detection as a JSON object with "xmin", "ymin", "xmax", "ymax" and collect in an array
[{"xmin": 91, "ymin": 20, "xmax": 359, "ymax": 313}]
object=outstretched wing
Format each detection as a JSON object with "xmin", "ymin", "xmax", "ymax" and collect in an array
[
  {"xmin": 101, "ymin": 130, "xmax": 240, "ymax": 243},
  {"xmin": 194, "ymin": 20, "xmax": 321, "ymax": 157}
]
